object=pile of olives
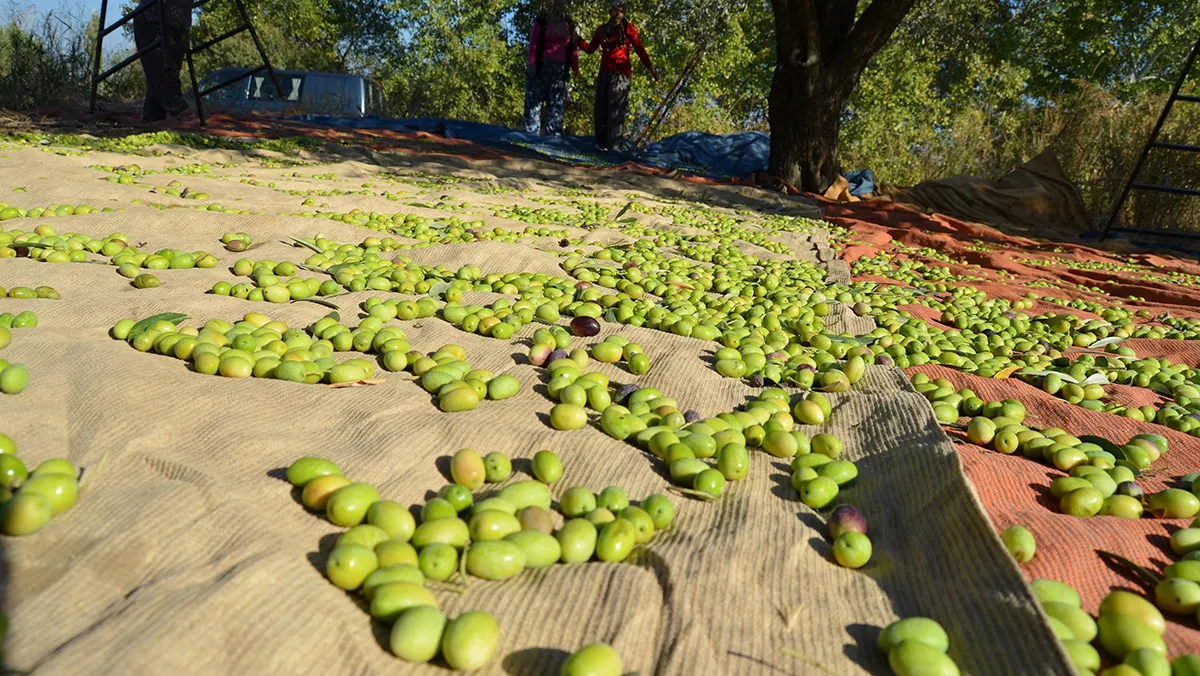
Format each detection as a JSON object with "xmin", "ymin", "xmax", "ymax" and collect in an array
[
  {"xmin": 877, "ymin": 616, "xmax": 959, "ymax": 675},
  {"xmin": 409, "ymin": 344, "xmax": 520, "ymax": 412},
  {"xmin": 0, "ymin": 286, "xmax": 58, "ymax": 300},
  {"xmin": 112, "ymin": 312, "xmax": 389, "ymax": 385},
  {"xmin": 285, "ymin": 447, "xmax": 671, "ymax": 670},
  {"xmin": 0, "ymin": 434, "xmax": 79, "ymax": 536},
  {"xmin": 0, "ymin": 321, "xmax": 30, "ymax": 395}
]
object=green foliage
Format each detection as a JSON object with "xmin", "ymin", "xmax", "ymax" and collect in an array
[{"xmin": 0, "ymin": 8, "xmax": 142, "ymax": 110}]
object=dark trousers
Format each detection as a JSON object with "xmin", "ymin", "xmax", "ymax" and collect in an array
[
  {"xmin": 593, "ymin": 71, "xmax": 630, "ymax": 150},
  {"xmin": 524, "ymin": 62, "xmax": 569, "ymax": 136},
  {"xmin": 133, "ymin": 13, "xmax": 191, "ymax": 121}
]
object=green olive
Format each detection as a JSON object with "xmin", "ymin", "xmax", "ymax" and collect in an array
[
  {"xmin": 0, "ymin": 492, "xmax": 52, "ymax": 535},
  {"xmin": 439, "ymin": 484, "xmax": 474, "ymax": 513},
  {"xmin": 1032, "ymin": 579, "xmax": 1081, "ymax": 607},
  {"xmin": 19, "ymin": 473, "xmax": 77, "ymax": 515},
  {"xmin": 469, "ymin": 510, "xmax": 522, "ymax": 541},
  {"xmin": 497, "ymin": 480, "xmax": 552, "ymax": 511},
  {"xmin": 532, "ymin": 450, "xmax": 563, "ymax": 483},
  {"xmin": 1000, "ymin": 525, "xmax": 1036, "ymax": 563},
  {"xmin": 417, "ymin": 542, "xmax": 458, "ymax": 581},
  {"xmin": 362, "ymin": 564, "xmax": 426, "ymax": 600},
  {"xmin": 557, "ymin": 518, "xmax": 598, "ymax": 563},
  {"xmin": 561, "ymin": 643, "xmax": 623, "ymax": 676},
  {"xmin": 367, "ymin": 500, "xmax": 417, "ymax": 541},
  {"xmin": 878, "ymin": 617, "xmax": 950, "ymax": 653},
  {"xmin": 369, "ymin": 582, "xmax": 438, "ymax": 623},
  {"xmin": 640, "ymin": 494, "xmax": 674, "ymax": 530},
  {"xmin": 560, "ymin": 487, "xmax": 596, "ymax": 518},
  {"xmin": 483, "ymin": 452, "xmax": 512, "ymax": 483},
  {"xmin": 1124, "ymin": 648, "xmax": 1171, "ymax": 676},
  {"xmin": 1097, "ymin": 613, "xmax": 1165, "ymax": 659},
  {"xmin": 422, "ymin": 498, "xmax": 458, "ymax": 522},
  {"xmin": 1043, "ymin": 602, "xmax": 1096, "ymax": 641},
  {"xmin": 1060, "ymin": 487, "xmax": 1103, "ymax": 518},
  {"xmin": 619, "ymin": 506, "xmax": 655, "ymax": 543},
  {"xmin": 586, "ymin": 508, "xmax": 616, "ymax": 527},
  {"xmin": 693, "ymin": 469, "xmax": 726, "ymax": 498},
  {"xmin": 438, "ymin": 386, "xmax": 480, "ymax": 412},
  {"xmin": 1155, "ymin": 578, "xmax": 1200, "ymax": 615},
  {"xmin": 1099, "ymin": 591, "xmax": 1165, "ymax": 634},
  {"xmin": 301, "ymin": 474, "xmax": 350, "ymax": 511},
  {"xmin": 595, "ymin": 518, "xmax": 637, "ymax": 562},
  {"xmin": 887, "ymin": 640, "xmax": 960, "ymax": 676},
  {"xmin": 390, "ymin": 605, "xmax": 447, "ymax": 663},
  {"xmin": 286, "ymin": 457, "xmax": 341, "ymax": 487},
  {"xmin": 1062, "ymin": 640, "xmax": 1100, "ymax": 672},
  {"xmin": 325, "ymin": 544, "xmax": 379, "ymax": 590},
  {"xmin": 466, "ymin": 539, "xmax": 526, "ymax": 580},
  {"xmin": 326, "ymin": 482, "xmax": 380, "ymax": 527},
  {"xmin": 451, "ymin": 449, "xmax": 486, "ymax": 490},
  {"xmin": 337, "ymin": 524, "xmax": 390, "ymax": 550},
  {"xmin": 0, "ymin": 364, "xmax": 28, "ymax": 394},
  {"xmin": 412, "ymin": 517, "xmax": 470, "ymax": 549},
  {"xmin": 596, "ymin": 485, "xmax": 629, "ymax": 513},
  {"xmin": 376, "ymin": 539, "xmax": 420, "ymax": 567},
  {"xmin": 486, "ymin": 374, "xmax": 520, "ymax": 400},
  {"xmin": 440, "ymin": 611, "xmax": 500, "ymax": 671},
  {"xmin": 550, "ymin": 403, "xmax": 588, "ymax": 430},
  {"xmin": 799, "ymin": 476, "xmax": 838, "ymax": 509},
  {"xmin": 505, "ymin": 530, "xmax": 561, "ymax": 568},
  {"xmin": 0, "ymin": 432, "xmax": 13, "ymax": 454}
]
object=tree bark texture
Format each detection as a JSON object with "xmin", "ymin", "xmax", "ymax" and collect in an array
[{"xmin": 768, "ymin": 0, "xmax": 919, "ymax": 192}]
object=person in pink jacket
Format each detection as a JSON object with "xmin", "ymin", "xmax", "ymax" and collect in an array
[{"xmin": 524, "ymin": 0, "xmax": 580, "ymax": 136}]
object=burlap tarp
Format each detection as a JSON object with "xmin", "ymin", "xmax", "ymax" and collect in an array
[
  {"xmin": 877, "ymin": 150, "xmax": 1093, "ymax": 240},
  {"xmin": 0, "ymin": 145, "xmax": 1068, "ymax": 674}
]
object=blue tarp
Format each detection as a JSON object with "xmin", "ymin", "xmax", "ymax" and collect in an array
[{"xmin": 291, "ymin": 114, "xmax": 869, "ymax": 189}]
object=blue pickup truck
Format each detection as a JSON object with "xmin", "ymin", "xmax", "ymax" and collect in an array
[{"xmin": 197, "ymin": 69, "xmax": 387, "ymax": 118}]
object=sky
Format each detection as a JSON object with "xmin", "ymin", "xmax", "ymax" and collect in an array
[{"xmin": 6, "ymin": 0, "xmax": 134, "ymax": 48}]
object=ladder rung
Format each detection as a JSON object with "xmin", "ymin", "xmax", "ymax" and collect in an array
[
  {"xmin": 94, "ymin": 41, "xmax": 161, "ymax": 83},
  {"xmin": 1131, "ymin": 182, "xmax": 1200, "ymax": 198},
  {"xmin": 1150, "ymin": 140, "xmax": 1200, "ymax": 153},
  {"xmin": 1176, "ymin": 94, "xmax": 1200, "ymax": 104},
  {"xmin": 99, "ymin": 0, "xmax": 159, "ymax": 37},
  {"xmin": 191, "ymin": 25, "xmax": 248, "ymax": 53},
  {"xmin": 197, "ymin": 65, "xmax": 266, "ymax": 97}
]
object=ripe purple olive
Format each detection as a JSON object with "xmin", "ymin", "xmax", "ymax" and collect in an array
[
  {"xmin": 225, "ymin": 239, "xmax": 249, "ymax": 252},
  {"xmin": 570, "ymin": 316, "xmax": 601, "ymax": 337},
  {"xmin": 827, "ymin": 504, "xmax": 867, "ymax": 540}
]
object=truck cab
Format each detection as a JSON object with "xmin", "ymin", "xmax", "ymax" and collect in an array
[{"xmin": 197, "ymin": 69, "xmax": 386, "ymax": 118}]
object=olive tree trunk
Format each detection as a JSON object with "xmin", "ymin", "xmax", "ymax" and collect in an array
[{"xmin": 768, "ymin": 0, "xmax": 920, "ymax": 193}]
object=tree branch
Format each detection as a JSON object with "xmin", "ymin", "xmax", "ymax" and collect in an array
[{"xmin": 830, "ymin": 0, "xmax": 919, "ymax": 86}]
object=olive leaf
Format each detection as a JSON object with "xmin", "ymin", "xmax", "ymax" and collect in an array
[
  {"xmin": 1097, "ymin": 550, "xmax": 1161, "ymax": 587},
  {"xmin": 1088, "ymin": 336, "xmax": 1124, "ymax": 349},
  {"xmin": 1079, "ymin": 435, "xmax": 1124, "ymax": 458},
  {"xmin": 1019, "ymin": 369, "xmax": 1080, "ymax": 384},
  {"xmin": 126, "ymin": 312, "xmax": 188, "ymax": 341},
  {"xmin": 287, "ymin": 237, "xmax": 323, "ymax": 254},
  {"xmin": 612, "ymin": 201, "xmax": 634, "ymax": 220},
  {"xmin": 1081, "ymin": 373, "xmax": 1111, "ymax": 386}
]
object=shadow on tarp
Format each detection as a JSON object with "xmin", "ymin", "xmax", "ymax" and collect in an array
[{"xmin": 288, "ymin": 115, "xmax": 773, "ymax": 180}]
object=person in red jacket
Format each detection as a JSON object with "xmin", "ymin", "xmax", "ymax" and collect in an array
[{"xmin": 580, "ymin": 0, "xmax": 657, "ymax": 150}]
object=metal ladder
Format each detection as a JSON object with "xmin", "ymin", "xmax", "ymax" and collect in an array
[
  {"xmin": 88, "ymin": 0, "xmax": 281, "ymax": 126},
  {"xmin": 1101, "ymin": 34, "xmax": 1200, "ymax": 240}
]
